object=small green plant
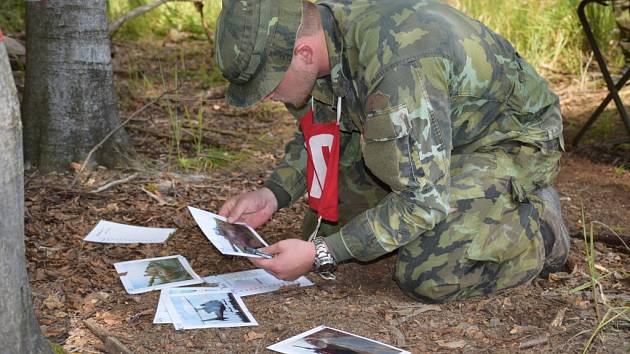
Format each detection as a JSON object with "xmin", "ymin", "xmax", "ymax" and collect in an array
[
  {"xmin": 182, "ymin": 103, "xmax": 204, "ymax": 154},
  {"xmin": 160, "ymin": 64, "xmax": 183, "ymax": 163},
  {"xmin": 49, "ymin": 342, "xmax": 68, "ymax": 354},
  {"xmin": 571, "ymin": 210, "xmax": 630, "ymax": 353},
  {"xmin": 613, "ymin": 165, "xmax": 628, "ymax": 176},
  {"xmin": 178, "ymin": 147, "xmax": 242, "ymax": 172},
  {"xmin": 584, "ymin": 111, "xmax": 617, "ymax": 143},
  {"xmin": 160, "ymin": 58, "xmax": 241, "ymax": 172}
]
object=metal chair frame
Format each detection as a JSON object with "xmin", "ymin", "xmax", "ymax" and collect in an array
[{"xmin": 574, "ymin": 0, "xmax": 630, "ymax": 146}]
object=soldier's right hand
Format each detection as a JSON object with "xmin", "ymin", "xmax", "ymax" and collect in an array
[{"xmin": 218, "ymin": 187, "xmax": 278, "ymax": 228}]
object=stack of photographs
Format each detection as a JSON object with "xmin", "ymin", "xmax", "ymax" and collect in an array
[
  {"xmin": 268, "ymin": 325, "xmax": 410, "ymax": 354},
  {"xmin": 161, "ymin": 287, "xmax": 258, "ymax": 330},
  {"xmin": 114, "ymin": 255, "xmax": 203, "ymax": 294},
  {"xmin": 155, "ymin": 269, "xmax": 313, "ymax": 324}
]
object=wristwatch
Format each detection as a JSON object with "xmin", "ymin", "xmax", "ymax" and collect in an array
[{"xmin": 312, "ymin": 236, "xmax": 337, "ymax": 280}]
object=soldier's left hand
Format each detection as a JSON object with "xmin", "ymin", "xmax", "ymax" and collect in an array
[{"xmin": 249, "ymin": 239, "xmax": 315, "ymax": 281}]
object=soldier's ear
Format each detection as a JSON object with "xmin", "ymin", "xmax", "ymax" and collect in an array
[{"xmin": 293, "ymin": 42, "xmax": 314, "ymax": 65}]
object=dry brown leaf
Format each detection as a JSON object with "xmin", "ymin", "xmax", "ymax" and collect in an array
[
  {"xmin": 464, "ymin": 325, "xmax": 485, "ymax": 339},
  {"xmin": 54, "ymin": 311, "xmax": 68, "ymax": 319},
  {"xmin": 436, "ymin": 340, "xmax": 466, "ymax": 349},
  {"xmin": 551, "ymin": 307, "xmax": 567, "ymax": 328},
  {"xmin": 69, "ymin": 162, "xmax": 81, "ymax": 172},
  {"xmin": 43, "ymin": 294, "xmax": 64, "ymax": 310},
  {"xmin": 42, "ymin": 325, "xmax": 66, "ymax": 337},
  {"xmin": 244, "ymin": 331, "xmax": 264, "ymax": 342},
  {"xmin": 97, "ymin": 311, "xmax": 120, "ymax": 326}
]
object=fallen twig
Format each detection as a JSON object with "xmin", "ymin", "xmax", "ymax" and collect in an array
[
  {"xmin": 140, "ymin": 187, "xmax": 168, "ymax": 205},
  {"xmin": 570, "ymin": 231, "xmax": 630, "ymax": 254},
  {"xmin": 519, "ymin": 335, "xmax": 549, "ymax": 349},
  {"xmin": 72, "ymin": 89, "xmax": 175, "ymax": 187},
  {"xmin": 83, "ymin": 319, "xmax": 134, "ymax": 354},
  {"xmin": 109, "ymin": 0, "xmax": 202, "ymax": 36},
  {"xmin": 90, "ymin": 173, "xmax": 139, "ymax": 193}
]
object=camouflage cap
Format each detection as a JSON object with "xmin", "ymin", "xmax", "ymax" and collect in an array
[{"xmin": 215, "ymin": 0, "xmax": 303, "ymax": 108}]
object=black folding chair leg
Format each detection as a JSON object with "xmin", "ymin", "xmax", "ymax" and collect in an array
[
  {"xmin": 574, "ymin": 0, "xmax": 630, "ymax": 146},
  {"xmin": 573, "ymin": 68, "xmax": 630, "ymax": 146}
]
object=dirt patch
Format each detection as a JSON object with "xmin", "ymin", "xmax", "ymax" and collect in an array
[{"xmin": 24, "ymin": 41, "xmax": 629, "ymax": 353}]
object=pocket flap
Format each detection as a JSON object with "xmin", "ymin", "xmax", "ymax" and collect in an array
[{"xmin": 364, "ymin": 104, "xmax": 410, "ymax": 141}]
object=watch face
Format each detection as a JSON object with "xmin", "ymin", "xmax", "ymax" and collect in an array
[{"xmin": 317, "ymin": 261, "xmax": 336, "ymax": 274}]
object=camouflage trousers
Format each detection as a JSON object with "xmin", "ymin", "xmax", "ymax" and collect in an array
[
  {"xmin": 614, "ymin": 0, "xmax": 630, "ymax": 64},
  {"xmin": 302, "ymin": 133, "xmax": 562, "ymax": 303}
]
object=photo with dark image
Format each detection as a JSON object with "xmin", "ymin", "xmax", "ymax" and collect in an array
[
  {"xmin": 167, "ymin": 290, "xmax": 256, "ymax": 328},
  {"xmin": 214, "ymin": 219, "xmax": 265, "ymax": 252},
  {"xmin": 291, "ymin": 327, "xmax": 404, "ymax": 354}
]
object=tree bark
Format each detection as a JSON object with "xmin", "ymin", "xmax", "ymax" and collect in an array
[
  {"xmin": 0, "ymin": 31, "xmax": 53, "ymax": 354},
  {"xmin": 23, "ymin": 0, "xmax": 130, "ymax": 171}
]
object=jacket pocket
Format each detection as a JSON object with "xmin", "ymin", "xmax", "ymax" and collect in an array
[{"xmin": 362, "ymin": 104, "xmax": 413, "ymax": 191}]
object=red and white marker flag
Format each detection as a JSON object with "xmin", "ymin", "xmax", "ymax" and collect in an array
[{"xmin": 299, "ymin": 98, "xmax": 342, "ymax": 239}]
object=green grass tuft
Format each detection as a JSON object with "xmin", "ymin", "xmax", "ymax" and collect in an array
[
  {"xmin": 49, "ymin": 342, "xmax": 68, "ymax": 354},
  {"xmin": 0, "ymin": 0, "xmax": 24, "ymax": 34},
  {"xmin": 450, "ymin": 0, "xmax": 618, "ymax": 75},
  {"xmin": 107, "ymin": 0, "xmax": 222, "ymax": 40}
]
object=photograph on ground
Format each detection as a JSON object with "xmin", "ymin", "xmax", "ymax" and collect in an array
[
  {"xmin": 188, "ymin": 206, "xmax": 268, "ymax": 257},
  {"xmin": 203, "ymin": 268, "xmax": 313, "ymax": 296},
  {"xmin": 114, "ymin": 255, "xmax": 203, "ymax": 294},
  {"xmin": 154, "ymin": 286, "xmax": 227, "ymax": 324},
  {"xmin": 268, "ymin": 325, "xmax": 410, "ymax": 354},
  {"xmin": 163, "ymin": 287, "xmax": 257, "ymax": 329}
]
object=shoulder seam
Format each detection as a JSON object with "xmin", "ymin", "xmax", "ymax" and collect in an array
[{"xmin": 371, "ymin": 54, "xmax": 449, "ymax": 87}]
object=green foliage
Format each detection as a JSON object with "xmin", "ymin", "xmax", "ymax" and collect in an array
[
  {"xmin": 568, "ymin": 212, "xmax": 630, "ymax": 353},
  {"xmin": 107, "ymin": 0, "xmax": 222, "ymax": 40},
  {"xmin": 613, "ymin": 165, "xmax": 628, "ymax": 176},
  {"xmin": 49, "ymin": 342, "xmax": 68, "ymax": 354},
  {"xmin": 160, "ymin": 62, "xmax": 239, "ymax": 172},
  {"xmin": 0, "ymin": 0, "xmax": 24, "ymax": 33},
  {"xmin": 451, "ymin": 0, "xmax": 618, "ymax": 74},
  {"xmin": 178, "ymin": 147, "xmax": 242, "ymax": 171}
]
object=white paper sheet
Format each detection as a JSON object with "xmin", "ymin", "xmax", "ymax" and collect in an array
[
  {"xmin": 84, "ymin": 220, "xmax": 176, "ymax": 244},
  {"xmin": 268, "ymin": 325, "xmax": 411, "ymax": 354},
  {"xmin": 114, "ymin": 255, "xmax": 203, "ymax": 294},
  {"xmin": 204, "ymin": 269, "xmax": 314, "ymax": 297},
  {"xmin": 188, "ymin": 206, "xmax": 269, "ymax": 258},
  {"xmin": 162, "ymin": 287, "xmax": 258, "ymax": 330}
]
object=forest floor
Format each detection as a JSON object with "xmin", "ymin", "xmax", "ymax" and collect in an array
[{"xmin": 20, "ymin": 39, "xmax": 630, "ymax": 353}]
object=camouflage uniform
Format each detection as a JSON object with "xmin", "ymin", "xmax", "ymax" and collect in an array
[
  {"xmin": 217, "ymin": 0, "xmax": 564, "ymax": 302},
  {"xmin": 614, "ymin": 0, "xmax": 630, "ymax": 65}
]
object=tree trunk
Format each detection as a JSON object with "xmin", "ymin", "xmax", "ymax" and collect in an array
[
  {"xmin": 0, "ymin": 31, "xmax": 53, "ymax": 354},
  {"xmin": 22, "ymin": 0, "xmax": 130, "ymax": 171}
]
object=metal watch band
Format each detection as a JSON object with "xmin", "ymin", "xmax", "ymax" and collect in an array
[{"xmin": 312, "ymin": 236, "xmax": 337, "ymax": 280}]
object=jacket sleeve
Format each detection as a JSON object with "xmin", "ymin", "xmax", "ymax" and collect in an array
[
  {"xmin": 326, "ymin": 57, "xmax": 453, "ymax": 262},
  {"xmin": 263, "ymin": 105, "xmax": 309, "ymax": 209}
]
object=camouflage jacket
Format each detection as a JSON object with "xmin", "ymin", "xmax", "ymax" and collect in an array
[{"xmin": 264, "ymin": 0, "xmax": 562, "ymax": 262}]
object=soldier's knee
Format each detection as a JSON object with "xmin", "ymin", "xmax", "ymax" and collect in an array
[{"xmin": 393, "ymin": 273, "xmax": 457, "ymax": 304}]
